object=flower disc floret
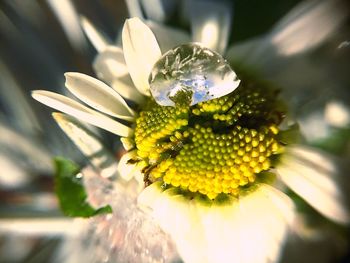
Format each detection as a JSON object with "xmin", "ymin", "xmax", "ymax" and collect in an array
[{"xmin": 134, "ymin": 79, "xmax": 284, "ymax": 199}]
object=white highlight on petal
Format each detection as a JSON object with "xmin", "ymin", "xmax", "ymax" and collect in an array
[
  {"xmin": 64, "ymin": 72, "xmax": 134, "ymax": 121},
  {"xmin": 111, "ymin": 80, "xmax": 145, "ymax": 104},
  {"xmin": 139, "ymin": 185, "xmax": 207, "ymax": 263},
  {"xmin": 288, "ymin": 146, "xmax": 337, "ymax": 175},
  {"xmin": 80, "ymin": 16, "xmax": 109, "ymax": 52},
  {"xmin": 53, "ymin": 113, "xmax": 118, "ymax": 178},
  {"xmin": 93, "ymin": 45, "xmax": 145, "ymax": 104},
  {"xmin": 47, "ymin": 0, "xmax": 87, "ymax": 52},
  {"xmin": 189, "ymin": 0, "xmax": 232, "ymax": 54},
  {"xmin": 270, "ymin": 0, "xmax": 348, "ymax": 56},
  {"xmin": 140, "ymin": 0, "xmax": 167, "ymax": 22},
  {"xmin": 298, "ymin": 111, "xmax": 331, "ymax": 141},
  {"xmin": 93, "ymin": 45, "xmax": 128, "ymax": 83},
  {"xmin": 325, "ymin": 100, "xmax": 350, "ymax": 128},
  {"xmin": 125, "ymin": 0, "xmax": 144, "ymax": 18},
  {"xmin": 139, "ymin": 183, "xmax": 294, "ymax": 263},
  {"xmin": 0, "ymin": 154, "xmax": 28, "ymax": 188},
  {"xmin": 117, "ymin": 150, "xmax": 144, "ymax": 182},
  {"xmin": 32, "ymin": 90, "xmax": 132, "ymax": 137},
  {"xmin": 277, "ymin": 145, "xmax": 350, "ymax": 224},
  {"xmin": 0, "ymin": 218, "xmax": 80, "ymax": 236},
  {"xmin": 122, "ymin": 17, "xmax": 162, "ymax": 96}
]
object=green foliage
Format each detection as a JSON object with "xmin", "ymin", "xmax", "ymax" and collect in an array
[{"xmin": 54, "ymin": 157, "xmax": 112, "ymax": 218}]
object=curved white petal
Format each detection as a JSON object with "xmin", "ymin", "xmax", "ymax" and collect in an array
[
  {"xmin": 227, "ymin": 0, "xmax": 348, "ymax": 69},
  {"xmin": 270, "ymin": 0, "xmax": 348, "ymax": 56},
  {"xmin": 276, "ymin": 145, "xmax": 350, "ymax": 224},
  {"xmin": 147, "ymin": 21, "xmax": 191, "ymax": 53},
  {"xmin": 92, "ymin": 45, "xmax": 145, "ymax": 104},
  {"xmin": 111, "ymin": 80, "xmax": 145, "ymax": 104},
  {"xmin": 93, "ymin": 45, "xmax": 128, "ymax": 84},
  {"xmin": 287, "ymin": 146, "xmax": 337, "ymax": 175},
  {"xmin": 117, "ymin": 150, "xmax": 143, "ymax": 181},
  {"xmin": 32, "ymin": 90, "xmax": 132, "ymax": 137},
  {"xmin": 65, "ymin": 72, "xmax": 135, "ymax": 121},
  {"xmin": 189, "ymin": 0, "xmax": 232, "ymax": 54},
  {"xmin": 122, "ymin": 17, "xmax": 161, "ymax": 96},
  {"xmin": 48, "ymin": 0, "xmax": 86, "ymax": 52},
  {"xmin": 52, "ymin": 113, "xmax": 118, "ymax": 178},
  {"xmin": 80, "ymin": 16, "xmax": 109, "ymax": 52},
  {"xmin": 140, "ymin": 0, "xmax": 167, "ymax": 22},
  {"xmin": 139, "ymin": 183, "xmax": 294, "ymax": 263},
  {"xmin": 120, "ymin": 137, "xmax": 135, "ymax": 151},
  {"xmin": 139, "ymin": 184, "xmax": 208, "ymax": 263},
  {"xmin": 125, "ymin": 0, "xmax": 144, "ymax": 18}
]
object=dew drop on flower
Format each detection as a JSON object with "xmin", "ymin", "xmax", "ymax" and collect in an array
[{"xmin": 149, "ymin": 43, "xmax": 241, "ymax": 106}]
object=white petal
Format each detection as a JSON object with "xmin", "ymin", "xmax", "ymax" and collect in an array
[
  {"xmin": 111, "ymin": 80, "xmax": 145, "ymax": 104},
  {"xmin": 80, "ymin": 16, "xmax": 109, "ymax": 52},
  {"xmin": 120, "ymin": 137, "xmax": 135, "ymax": 151},
  {"xmin": 140, "ymin": 0, "xmax": 167, "ymax": 22},
  {"xmin": 139, "ymin": 183, "xmax": 294, "ymax": 263},
  {"xmin": 92, "ymin": 45, "xmax": 145, "ymax": 104},
  {"xmin": 0, "ymin": 218, "xmax": 78, "ymax": 236},
  {"xmin": 227, "ymin": 0, "xmax": 348, "ymax": 69},
  {"xmin": 287, "ymin": 145, "xmax": 337, "ymax": 175},
  {"xmin": 93, "ymin": 45, "xmax": 128, "ymax": 84},
  {"xmin": 117, "ymin": 150, "xmax": 144, "ymax": 181},
  {"xmin": 276, "ymin": 146, "xmax": 350, "ymax": 224},
  {"xmin": 139, "ymin": 184, "xmax": 208, "ymax": 263},
  {"xmin": 200, "ymin": 185, "xmax": 294, "ymax": 263},
  {"xmin": 238, "ymin": 187, "xmax": 289, "ymax": 263},
  {"xmin": 140, "ymin": 0, "xmax": 178, "ymax": 23},
  {"xmin": 325, "ymin": 100, "xmax": 350, "ymax": 128},
  {"xmin": 270, "ymin": 0, "xmax": 348, "ymax": 56},
  {"xmin": 122, "ymin": 17, "xmax": 161, "ymax": 96},
  {"xmin": 189, "ymin": 0, "xmax": 232, "ymax": 54},
  {"xmin": 52, "ymin": 113, "xmax": 118, "ymax": 178},
  {"xmin": 124, "ymin": 0, "xmax": 144, "ymax": 18},
  {"xmin": 48, "ymin": 0, "xmax": 86, "ymax": 51},
  {"xmin": 65, "ymin": 72, "xmax": 135, "ymax": 121},
  {"xmin": 32, "ymin": 90, "xmax": 132, "ymax": 137},
  {"xmin": 147, "ymin": 21, "xmax": 191, "ymax": 53}
]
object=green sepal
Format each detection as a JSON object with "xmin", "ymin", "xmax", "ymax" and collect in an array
[
  {"xmin": 54, "ymin": 157, "xmax": 112, "ymax": 218},
  {"xmin": 278, "ymin": 123, "xmax": 302, "ymax": 144},
  {"xmin": 255, "ymin": 171, "xmax": 277, "ymax": 184}
]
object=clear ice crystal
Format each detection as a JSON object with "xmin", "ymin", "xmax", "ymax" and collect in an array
[{"xmin": 149, "ymin": 43, "xmax": 240, "ymax": 106}]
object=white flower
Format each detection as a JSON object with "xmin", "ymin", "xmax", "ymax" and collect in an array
[{"xmin": 32, "ymin": 4, "xmax": 349, "ymax": 263}]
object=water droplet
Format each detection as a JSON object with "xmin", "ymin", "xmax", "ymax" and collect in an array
[{"xmin": 149, "ymin": 43, "xmax": 240, "ymax": 106}]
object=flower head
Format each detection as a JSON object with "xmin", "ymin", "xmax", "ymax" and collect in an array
[{"xmin": 32, "ymin": 10, "xmax": 349, "ymax": 263}]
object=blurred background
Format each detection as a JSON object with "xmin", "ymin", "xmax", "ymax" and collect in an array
[{"xmin": 0, "ymin": 0, "xmax": 349, "ymax": 262}]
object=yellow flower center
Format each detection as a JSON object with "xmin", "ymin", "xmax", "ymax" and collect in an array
[{"xmin": 134, "ymin": 79, "xmax": 284, "ymax": 199}]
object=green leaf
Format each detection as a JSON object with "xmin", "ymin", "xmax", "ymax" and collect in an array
[{"xmin": 54, "ymin": 157, "xmax": 112, "ymax": 218}]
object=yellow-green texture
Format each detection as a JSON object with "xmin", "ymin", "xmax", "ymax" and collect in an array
[{"xmin": 134, "ymin": 79, "xmax": 286, "ymax": 199}]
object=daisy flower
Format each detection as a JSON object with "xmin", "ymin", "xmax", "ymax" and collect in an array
[{"xmin": 32, "ymin": 2, "xmax": 349, "ymax": 262}]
